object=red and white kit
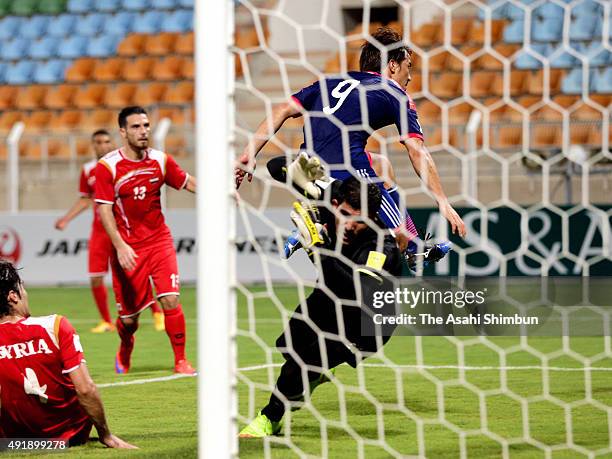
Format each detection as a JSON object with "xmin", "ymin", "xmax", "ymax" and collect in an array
[
  {"xmin": 79, "ymin": 159, "xmax": 113, "ymax": 277},
  {"xmin": 0, "ymin": 315, "xmax": 91, "ymax": 441},
  {"xmin": 94, "ymin": 148, "xmax": 189, "ymax": 318}
]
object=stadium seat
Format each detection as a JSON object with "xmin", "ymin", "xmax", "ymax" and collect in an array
[
  {"xmin": 470, "ymin": 71, "xmax": 496, "ymax": 98},
  {"xmin": 96, "ymin": 0, "xmax": 120, "ymax": 12},
  {"xmin": 87, "ymin": 35, "xmax": 122, "ymax": 57},
  {"xmin": 411, "ymin": 22, "xmax": 441, "ymax": 48},
  {"xmin": 5, "ymin": 60, "xmax": 36, "ymax": 84},
  {"xmin": 527, "ymin": 69, "xmax": 563, "ymax": 95},
  {"xmin": 166, "ymin": 81, "xmax": 194, "ymax": 104},
  {"xmin": 532, "ymin": 105, "xmax": 563, "ymax": 121},
  {"xmin": 133, "ymin": 81, "xmax": 168, "ymax": 106},
  {"xmin": 151, "ymin": 0, "xmax": 177, "ymax": 7},
  {"xmin": 10, "ymin": 0, "xmax": 38, "ymax": 15},
  {"xmin": 469, "ymin": 19, "xmax": 506, "ymax": 44},
  {"xmin": 33, "ymin": 59, "xmax": 68, "ymax": 83},
  {"xmin": 429, "ymin": 73, "xmax": 461, "ymax": 99},
  {"xmin": 552, "ymin": 94, "xmax": 579, "ymax": 108},
  {"xmin": 491, "ymin": 70, "xmax": 528, "ymax": 96},
  {"xmin": 0, "ymin": 111, "xmax": 24, "ymax": 132},
  {"xmin": 579, "ymin": 42, "xmax": 611, "ymax": 68},
  {"xmin": 546, "ymin": 45, "xmax": 578, "ymax": 69},
  {"xmin": 44, "ymin": 84, "xmax": 77, "ymax": 108},
  {"xmin": 592, "ymin": 68, "xmax": 612, "ymax": 94},
  {"xmin": 144, "ymin": 32, "xmax": 178, "ymax": 55},
  {"xmin": 533, "ymin": 2, "xmax": 563, "ymax": 19},
  {"xmin": 495, "ymin": 126, "xmax": 522, "ymax": 148},
  {"xmin": 20, "ymin": 15, "xmax": 50, "ymax": 40},
  {"xmin": 0, "ymin": 62, "xmax": 6, "ymax": 84},
  {"xmin": 1, "ymin": 38, "xmax": 30, "ymax": 60},
  {"xmin": 177, "ymin": 0, "xmax": 193, "ymax": 7},
  {"xmin": 182, "ymin": 57, "xmax": 194, "ymax": 79},
  {"xmin": 571, "ymin": 0, "xmax": 602, "ymax": 18},
  {"xmin": 117, "ymin": 33, "xmax": 147, "ymax": 56},
  {"xmin": 164, "ymin": 133, "xmax": 186, "ymax": 157},
  {"xmin": 532, "ymin": 18, "xmax": 563, "ymax": 42},
  {"xmin": 429, "ymin": 51, "xmax": 450, "ymax": 71},
  {"xmin": 122, "ymin": 56, "xmax": 155, "ymax": 81},
  {"xmin": 561, "ymin": 68, "xmax": 586, "ymax": 94},
  {"xmin": 15, "ymin": 86, "xmax": 47, "ymax": 110},
  {"xmin": 0, "ymin": 16, "xmax": 23, "ymax": 41},
  {"xmin": 407, "ymin": 72, "xmax": 422, "ymax": 93},
  {"xmin": 415, "ymin": 99, "xmax": 441, "ymax": 122},
  {"xmin": 0, "ymin": 86, "xmax": 18, "ymax": 110},
  {"xmin": 161, "ymin": 9, "xmax": 193, "ymax": 33},
  {"xmin": 38, "ymin": 0, "xmax": 66, "ymax": 14},
  {"xmin": 29, "ymin": 37, "xmax": 61, "ymax": 59},
  {"xmin": 175, "ymin": 31, "xmax": 194, "ymax": 54},
  {"xmin": 448, "ymin": 102, "xmax": 476, "ymax": 123},
  {"xmin": 81, "ymin": 108, "xmax": 114, "ymax": 128},
  {"xmin": 65, "ymin": 57, "xmax": 96, "ymax": 82},
  {"xmin": 67, "ymin": 0, "xmax": 92, "ymax": 13},
  {"xmin": 122, "ymin": 0, "xmax": 149, "ymax": 10},
  {"xmin": 104, "ymin": 82, "xmax": 137, "ymax": 108},
  {"xmin": 571, "ymin": 102, "xmax": 602, "ymax": 120},
  {"xmin": 447, "ymin": 17, "xmax": 472, "ymax": 45},
  {"xmin": 152, "ymin": 55, "xmax": 184, "ymax": 80},
  {"xmin": 48, "ymin": 110, "xmax": 82, "ymax": 130},
  {"xmin": 502, "ymin": 20, "xmax": 524, "ymax": 43},
  {"xmin": 589, "ymin": 94, "xmax": 611, "ymax": 107},
  {"xmin": 155, "ymin": 106, "xmax": 185, "ymax": 124},
  {"xmin": 532, "ymin": 125, "xmax": 561, "ymax": 148},
  {"xmin": 47, "ymin": 14, "xmax": 78, "ymax": 37},
  {"xmin": 22, "ymin": 111, "xmax": 53, "ymax": 131},
  {"xmin": 132, "ymin": 11, "xmax": 163, "ymax": 34},
  {"xmin": 103, "ymin": 11, "xmax": 136, "ymax": 35},
  {"xmin": 73, "ymin": 83, "xmax": 107, "ymax": 108},
  {"xmin": 569, "ymin": 15, "xmax": 601, "ymax": 41},
  {"xmin": 514, "ymin": 44, "xmax": 546, "ymax": 69},
  {"xmin": 95, "ymin": 57, "xmax": 126, "ymax": 82},
  {"xmin": 478, "ymin": 44, "xmax": 519, "ymax": 69},
  {"xmin": 75, "ymin": 13, "xmax": 105, "ymax": 37},
  {"xmin": 57, "ymin": 35, "xmax": 87, "ymax": 59}
]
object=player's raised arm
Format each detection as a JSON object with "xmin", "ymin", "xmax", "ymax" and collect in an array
[
  {"xmin": 55, "ymin": 197, "xmax": 91, "ymax": 230},
  {"xmin": 235, "ymin": 100, "xmax": 302, "ymax": 188},
  {"xmin": 403, "ymin": 137, "xmax": 466, "ymax": 237},
  {"xmin": 69, "ymin": 364, "xmax": 137, "ymax": 449}
]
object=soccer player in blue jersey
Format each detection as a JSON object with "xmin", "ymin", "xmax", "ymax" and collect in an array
[{"xmin": 235, "ymin": 27, "xmax": 466, "ymax": 257}]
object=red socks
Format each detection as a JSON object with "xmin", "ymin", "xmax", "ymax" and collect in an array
[
  {"xmin": 91, "ymin": 284, "xmax": 112, "ymax": 323},
  {"xmin": 163, "ymin": 305, "xmax": 186, "ymax": 363},
  {"xmin": 150, "ymin": 302, "xmax": 162, "ymax": 314},
  {"xmin": 116, "ymin": 318, "xmax": 137, "ymax": 366}
]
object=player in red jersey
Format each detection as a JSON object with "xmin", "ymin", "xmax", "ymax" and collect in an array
[
  {"xmin": 55, "ymin": 130, "xmax": 166, "ymax": 334},
  {"xmin": 94, "ymin": 106, "xmax": 197, "ymax": 375},
  {"xmin": 0, "ymin": 260, "xmax": 136, "ymax": 448}
]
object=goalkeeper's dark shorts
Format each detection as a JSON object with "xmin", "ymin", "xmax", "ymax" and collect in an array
[{"xmin": 275, "ymin": 289, "xmax": 392, "ymax": 369}]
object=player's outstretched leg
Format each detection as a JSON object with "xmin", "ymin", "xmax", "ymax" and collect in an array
[
  {"xmin": 159, "ymin": 296, "xmax": 196, "ymax": 375},
  {"xmin": 90, "ymin": 277, "xmax": 115, "ymax": 333},
  {"xmin": 115, "ymin": 317, "xmax": 138, "ymax": 374},
  {"xmin": 149, "ymin": 302, "xmax": 165, "ymax": 332}
]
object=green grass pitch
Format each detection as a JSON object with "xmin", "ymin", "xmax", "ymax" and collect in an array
[{"xmin": 5, "ymin": 286, "xmax": 611, "ymax": 458}]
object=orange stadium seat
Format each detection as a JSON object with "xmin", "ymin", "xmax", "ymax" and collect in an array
[
  {"xmin": 429, "ymin": 51, "xmax": 450, "ymax": 71},
  {"xmin": 491, "ymin": 70, "xmax": 528, "ymax": 97},
  {"xmin": 166, "ymin": 81, "xmax": 194, "ymax": 104},
  {"xmin": 44, "ymin": 85, "xmax": 78, "ymax": 109},
  {"xmin": 81, "ymin": 109, "xmax": 114, "ymax": 129},
  {"xmin": 73, "ymin": 84, "xmax": 107, "ymax": 109},
  {"xmin": 589, "ymin": 94, "xmax": 610, "ymax": 107},
  {"xmin": 494, "ymin": 126, "xmax": 522, "ymax": 148},
  {"xmin": 532, "ymin": 105, "xmax": 563, "ymax": 121},
  {"xmin": 95, "ymin": 58, "xmax": 126, "ymax": 82},
  {"xmin": 182, "ymin": 58, "xmax": 194, "ymax": 79},
  {"xmin": 0, "ymin": 86, "xmax": 18, "ymax": 110},
  {"xmin": 15, "ymin": 86, "xmax": 48, "ymax": 110},
  {"xmin": 526, "ymin": 69, "xmax": 563, "ymax": 96},
  {"xmin": 122, "ymin": 57, "xmax": 156, "ymax": 81},
  {"xmin": 470, "ymin": 71, "xmax": 496, "ymax": 98},
  {"xmin": 417, "ymin": 99, "xmax": 442, "ymax": 122},
  {"xmin": 408, "ymin": 72, "xmax": 422, "ymax": 93},
  {"xmin": 144, "ymin": 32, "xmax": 178, "ymax": 56},
  {"xmin": 411, "ymin": 22, "xmax": 441, "ymax": 48},
  {"xmin": 65, "ymin": 58, "xmax": 97, "ymax": 83},
  {"xmin": 469, "ymin": 19, "xmax": 507, "ymax": 44},
  {"xmin": 152, "ymin": 56, "xmax": 184, "ymax": 80},
  {"xmin": 164, "ymin": 133, "xmax": 187, "ymax": 157},
  {"xmin": 46, "ymin": 139, "xmax": 71, "ymax": 158},
  {"xmin": 175, "ymin": 32, "xmax": 194, "ymax": 55},
  {"xmin": 133, "ymin": 82, "xmax": 168, "ymax": 107},
  {"xmin": 532, "ymin": 125, "xmax": 561, "ymax": 147},
  {"xmin": 429, "ymin": 73, "xmax": 462, "ymax": 98},
  {"xmin": 447, "ymin": 17, "xmax": 473, "ymax": 45},
  {"xmin": 104, "ymin": 83, "xmax": 137, "ymax": 108},
  {"xmin": 117, "ymin": 33, "xmax": 147, "ymax": 57},
  {"xmin": 48, "ymin": 110, "xmax": 83, "ymax": 131},
  {"xmin": 517, "ymin": 95, "xmax": 543, "ymax": 108},
  {"xmin": 586, "ymin": 125, "xmax": 611, "ymax": 146},
  {"xmin": 22, "ymin": 111, "xmax": 52, "ymax": 130},
  {"xmin": 572, "ymin": 103, "xmax": 603, "ymax": 120},
  {"xmin": 477, "ymin": 44, "xmax": 519, "ymax": 70},
  {"xmin": 0, "ymin": 111, "xmax": 23, "ymax": 131},
  {"xmin": 155, "ymin": 107, "xmax": 186, "ymax": 124},
  {"xmin": 449, "ymin": 102, "xmax": 475, "ymax": 123},
  {"xmin": 235, "ymin": 28, "xmax": 262, "ymax": 50}
]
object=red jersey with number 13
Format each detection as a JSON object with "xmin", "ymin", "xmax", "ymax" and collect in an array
[{"xmin": 94, "ymin": 148, "xmax": 188, "ymax": 248}]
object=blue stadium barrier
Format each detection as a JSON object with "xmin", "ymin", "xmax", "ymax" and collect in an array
[
  {"xmin": 5, "ymin": 60, "xmax": 36, "ymax": 84},
  {"xmin": 57, "ymin": 35, "xmax": 88, "ymax": 59},
  {"xmin": 503, "ymin": 19, "xmax": 524, "ymax": 43},
  {"xmin": 96, "ymin": 0, "xmax": 121, "ymax": 12},
  {"xmin": 20, "ymin": 16, "xmax": 51, "ymax": 40},
  {"xmin": 47, "ymin": 14, "xmax": 78, "ymax": 38},
  {"xmin": 33, "ymin": 59, "xmax": 68, "ymax": 84},
  {"xmin": 0, "ymin": 17, "xmax": 23, "ymax": 41},
  {"xmin": 75, "ymin": 13, "xmax": 106, "ymax": 37},
  {"xmin": 29, "ymin": 37, "xmax": 61, "ymax": 59},
  {"xmin": 2, "ymin": 38, "xmax": 30, "ymax": 61},
  {"xmin": 132, "ymin": 10, "xmax": 164, "ymax": 34},
  {"xmin": 161, "ymin": 9, "xmax": 193, "ymax": 33},
  {"xmin": 103, "ymin": 12, "xmax": 136, "ymax": 35},
  {"xmin": 87, "ymin": 34, "xmax": 122, "ymax": 57},
  {"xmin": 67, "ymin": 0, "xmax": 93, "ymax": 13},
  {"xmin": 123, "ymin": 0, "xmax": 150, "ymax": 10}
]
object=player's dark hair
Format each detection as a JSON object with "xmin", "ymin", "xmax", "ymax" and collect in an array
[
  {"xmin": 337, "ymin": 177, "xmax": 382, "ymax": 220},
  {"xmin": 359, "ymin": 27, "xmax": 412, "ymax": 73},
  {"xmin": 92, "ymin": 129, "xmax": 110, "ymax": 139},
  {"xmin": 0, "ymin": 260, "xmax": 22, "ymax": 317},
  {"xmin": 118, "ymin": 106, "xmax": 148, "ymax": 129}
]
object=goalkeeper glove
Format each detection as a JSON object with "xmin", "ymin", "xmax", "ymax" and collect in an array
[
  {"xmin": 290, "ymin": 201, "xmax": 330, "ymax": 249},
  {"xmin": 287, "ymin": 152, "xmax": 328, "ymax": 199}
]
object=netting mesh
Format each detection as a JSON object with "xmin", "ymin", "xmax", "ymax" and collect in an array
[{"xmin": 233, "ymin": 0, "xmax": 611, "ymax": 457}]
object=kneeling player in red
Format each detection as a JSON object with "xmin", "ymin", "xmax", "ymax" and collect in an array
[
  {"xmin": 0, "ymin": 261, "xmax": 135, "ymax": 448},
  {"xmin": 94, "ymin": 106, "xmax": 197, "ymax": 375}
]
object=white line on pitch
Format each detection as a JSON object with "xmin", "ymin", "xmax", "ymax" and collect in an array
[
  {"xmin": 237, "ymin": 363, "xmax": 612, "ymax": 372},
  {"xmin": 98, "ymin": 373, "xmax": 196, "ymax": 388}
]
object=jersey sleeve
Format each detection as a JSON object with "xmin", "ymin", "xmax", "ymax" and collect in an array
[
  {"xmin": 164, "ymin": 154, "xmax": 188, "ymax": 190},
  {"xmin": 94, "ymin": 161, "xmax": 115, "ymax": 205},
  {"xmin": 291, "ymin": 81, "xmax": 321, "ymax": 111},
  {"xmin": 78, "ymin": 168, "xmax": 91, "ymax": 197},
  {"xmin": 55, "ymin": 316, "xmax": 85, "ymax": 374},
  {"xmin": 389, "ymin": 92, "xmax": 424, "ymax": 142}
]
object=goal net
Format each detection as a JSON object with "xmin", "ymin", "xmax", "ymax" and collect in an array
[{"xmin": 210, "ymin": 0, "xmax": 612, "ymax": 456}]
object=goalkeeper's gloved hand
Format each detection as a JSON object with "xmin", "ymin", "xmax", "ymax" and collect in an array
[
  {"xmin": 287, "ymin": 152, "xmax": 328, "ymax": 199},
  {"xmin": 290, "ymin": 201, "xmax": 330, "ymax": 249}
]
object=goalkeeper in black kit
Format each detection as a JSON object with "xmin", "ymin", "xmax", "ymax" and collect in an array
[{"xmin": 239, "ymin": 175, "xmax": 403, "ymax": 438}]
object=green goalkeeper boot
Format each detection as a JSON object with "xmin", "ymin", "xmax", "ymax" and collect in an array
[{"xmin": 239, "ymin": 412, "xmax": 282, "ymax": 438}]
